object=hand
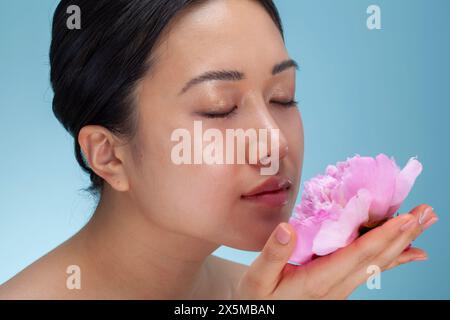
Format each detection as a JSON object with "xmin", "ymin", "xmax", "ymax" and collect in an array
[{"xmin": 234, "ymin": 204, "xmax": 438, "ymax": 299}]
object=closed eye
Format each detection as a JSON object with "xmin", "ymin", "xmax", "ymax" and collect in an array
[
  {"xmin": 197, "ymin": 99, "xmax": 297, "ymax": 119},
  {"xmin": 197, "ymin": 105, "xmax": 238, "ymax": 119},
  {"xmin": 271, "ymin": 99, "xmax": 298, "ymax": 107}
]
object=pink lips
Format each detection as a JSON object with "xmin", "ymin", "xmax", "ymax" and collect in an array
[{"xmin": 241, "ymin": 176, "xmax": 292, "ymax": 207}]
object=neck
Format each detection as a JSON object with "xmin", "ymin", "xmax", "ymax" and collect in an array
[{"xmin": 77, "ymin": 186, "xmax": 219, "ymax": 299}]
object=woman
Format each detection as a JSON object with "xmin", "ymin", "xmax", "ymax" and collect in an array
[{"xmin": 0, "ymin": 0, "xmax": 437, "ymax": 299}]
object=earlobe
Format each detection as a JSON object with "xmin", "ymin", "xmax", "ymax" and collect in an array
[{"xmin": 78, "ymin": 125, "xmax": 130, "ymax": 192}]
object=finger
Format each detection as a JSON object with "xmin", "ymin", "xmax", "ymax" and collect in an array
[
  {"xmin": 239, "ymin": 223, "xmax": 297, "ymax": 296},
  {"xmin": 384, "ymin": 247, "xmax": 428, "ymax": 271},
  {"xmin": 334, "ymin": 205, "xmax": 437, "ymax": 292},
  {"xmin": 374, "ymin": 205, "xmax": 437, "ymax": 269},
  {"xmin": 327, "ymin": 247, "xmax": 427, "ymax": 299}
]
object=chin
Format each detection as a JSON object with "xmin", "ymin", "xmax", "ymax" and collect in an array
[{"xmin": 219, "ymin": 212, "xmax": 288, "ymax": 251}]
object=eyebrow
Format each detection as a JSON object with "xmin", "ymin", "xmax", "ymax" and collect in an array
[{"xmin": 179, "ymin": 58, "xmax": 299, "ymax": 95}]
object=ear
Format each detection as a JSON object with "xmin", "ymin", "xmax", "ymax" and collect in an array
[{"xmin": 78, "ymin": 125, "xmax": 130, "ymax": 192}]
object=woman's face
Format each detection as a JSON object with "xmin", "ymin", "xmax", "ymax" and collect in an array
[{"xmin": 125, "ymin": 0, "xmax": 304, "ymax": 251}]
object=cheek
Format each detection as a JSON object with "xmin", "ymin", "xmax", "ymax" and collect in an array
[
  {"xmin": 134, "ymin": 146, "xmax": 238, "ymax": 237},
  {"xmin": 274, "ymin": 109, "xmax": 304, "ymax": 197},
  {"xmin": 164, "ymin": 165, "xmax": 243, "ymax": 241},
  {"xmin": 291, "ymin": 109, "xmax": 304, "ymax": 149},
  {"xmin": 276, "ymin": 107, "xmax": 304, "ymax": 165},
  {"xmin": 169, "ymin": 165, "xmax": 236, "ymax": 215},
  {"xmin": 288, "ymin": 110, "xmax": 304, "ymax": 171},
  {"xmin": 128, "ymin": 118, "xmax": 240, "ymax": 236}
]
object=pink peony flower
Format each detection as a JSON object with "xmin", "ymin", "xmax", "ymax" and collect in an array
[{"xmin": 288, "ymin": 154, "xmax": 423, "ymax": 265}]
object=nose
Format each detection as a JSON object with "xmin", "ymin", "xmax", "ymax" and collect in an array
[{"xmin": 244, "ymin": 97, "xmax": 289, "ymax": 169}]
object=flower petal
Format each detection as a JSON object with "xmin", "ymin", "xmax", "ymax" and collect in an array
[
  {"xmin": 288, "ymin": 216, "xmax": 322, "ymax": 264},
  {"xmin": 391, "ymin": 157, "xmax": 423, "ymax": 206},
  {"xmin": 336, "ymin": 154, "xmax": 398, "ymax": 222},
  {"xmin": 312, "ymin": 189, "xmax": 372, "ymax": 256}
]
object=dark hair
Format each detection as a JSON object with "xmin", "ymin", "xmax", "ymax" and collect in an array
[{"xmin": 50, "ymin": 0, "xmax": 284, "ymax": 199}]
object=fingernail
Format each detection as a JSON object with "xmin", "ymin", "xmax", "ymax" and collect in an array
[
  {"xmin": 418, "ymin": 207, "xmax": 433, "ymax": 225},
  {"xmin": 411, "ymin": 256, "xmax": 428, "ymax": 262},
  {"xmin": 422, "ymin": 217, "xmax": 438, "ymax": 231},
  {"xmin": 400, "ymin": 218, "xmax": 417, "ymax": 232},
  {"xmin": 275, "ymin": 224, "xmax": 291, "ymax": 245}
]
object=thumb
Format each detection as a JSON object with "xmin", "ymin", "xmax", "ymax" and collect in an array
[{"xmin": 242, "ymin": 222, "xmax": 297, "ymax": 295}]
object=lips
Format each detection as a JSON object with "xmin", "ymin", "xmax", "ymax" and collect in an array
[{"xmin": 241, "ymin": 176, "xmax": 292, "ymax": 207}]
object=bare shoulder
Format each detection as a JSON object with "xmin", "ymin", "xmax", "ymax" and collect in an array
[{"xmin": 0, "ymin": 240, "xmax": 86, "ymax": 299}]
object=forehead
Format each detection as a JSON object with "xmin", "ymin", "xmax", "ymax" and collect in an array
[{"xmin": 147, "ymin": 0, "xmax": 288, "ymax": 91}]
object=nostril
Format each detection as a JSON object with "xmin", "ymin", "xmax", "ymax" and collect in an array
[{"xmin": 260, "ymin": 154, "xmax": 271, "ymax": 165}]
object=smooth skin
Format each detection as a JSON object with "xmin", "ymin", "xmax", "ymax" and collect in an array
[{"xmin": 0, "ymin": 0, "xmax": 438, "ymax": 299}]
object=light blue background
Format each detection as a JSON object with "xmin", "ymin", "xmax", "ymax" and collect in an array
[{"xmin": 0, "ymin": 0, "xmax": 449, "ymax": 299}]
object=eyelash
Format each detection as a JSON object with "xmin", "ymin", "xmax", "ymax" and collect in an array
[
  {"xmin": 273, "ymin": 99, "xmax": 298, "ymax": 108},
  {"xmin": 200, "ymin": 106, "xmax": 238, "ymax": 119},
  {"xmin": 199, "ymin": 100, "xmax": 298, "ymax": 119}
]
